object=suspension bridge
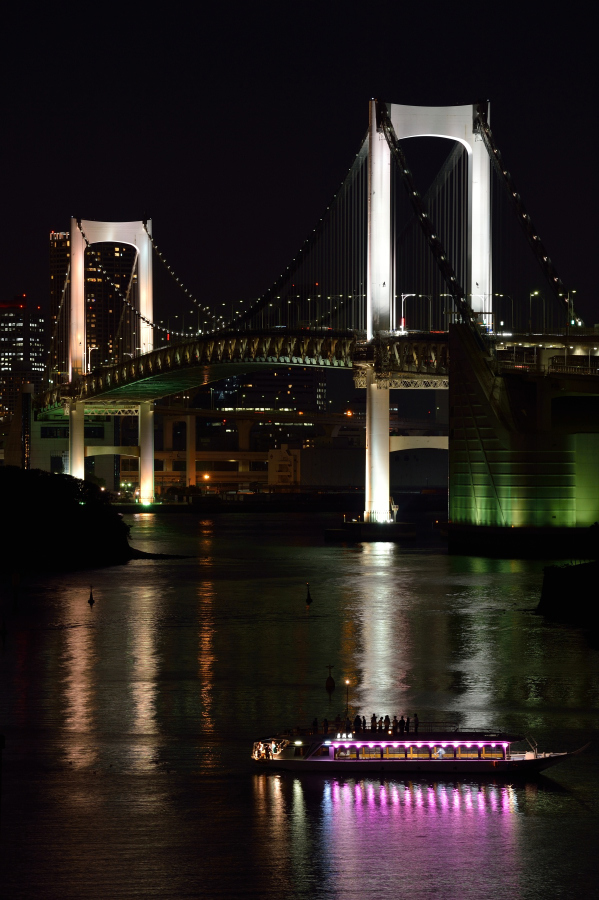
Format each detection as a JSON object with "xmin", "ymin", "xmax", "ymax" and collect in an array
[{"xmin": 36, "ymin": 99, "xmax": 599, "ymax": 541}]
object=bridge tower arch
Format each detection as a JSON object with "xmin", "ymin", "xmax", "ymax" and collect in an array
[
  {"xmin": 69, "ymin": 218, "xmax": 153, "ymax": 380},
  {"xmin": 365, "ymin": 100, "xmax": 491, "ymax": 523}
]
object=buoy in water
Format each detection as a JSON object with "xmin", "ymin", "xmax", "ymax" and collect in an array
[
  {"xmin": 88, "ymin": 587, "xmax": 94, "ymax": 608},
  {"xmin": 325, "ymin": 664, "xmax": 335, "ymax": 694},
  {"xmin": 306, "ymin": 583, "xmax": 312, "ymax": 606}
]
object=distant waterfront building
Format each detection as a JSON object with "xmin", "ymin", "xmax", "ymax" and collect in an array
[
  {"xmin": 0, "ymin": 295, "xmax": 45, "ymax": 419},
  {"xmin": 210, "ymin": 368, "xmax": 327, "ymax": 413},
  {"xmin": 49, "ymin": 230, "xmax": 138, "ymax": 384}
]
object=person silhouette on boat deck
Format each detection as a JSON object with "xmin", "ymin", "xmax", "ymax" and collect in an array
[
  {"xmin": 384, "ymin": 715, "xmax": 391, "ymax": 732},
  {"xmin": 392, "ymin": 716, "xmax": 399, "ymax": 735},
  {"xmin": 370, "ymin": 714, "xmax": 377, "ymax": 732},
  {"xmin": 399, "ymin": 715, "xmax": 406, "ymax": 735},
  {"xmin": 362, "ymin": 716, "xmax": 366, "ymax": 731},
  {"xmin": 323, "ymin": 717, "xmax": 329, "ymax": 735},
  {"xmin": 312, "ymin": 717, "xmax": 318, "ymax": 734},
  {"xmin": 414, "ymin": 713, "xmax": 419, "ymax": 734},
  {"xmin": 345, "ymin": 717, "xmax": 351, "ymax": 733},
  {"xmin": 354, "ymin": 714, "xmax": 362, "ymax": 733},
  {"xmin": 406, "ymin": 716, "xmax": 411, "ymax": 734},
  {"xmin": 264, "ymin": 744, "xmax": 271, "ymax": 759}
]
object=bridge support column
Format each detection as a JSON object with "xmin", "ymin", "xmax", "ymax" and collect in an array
[
  {"xmin": 364, "ymin": 98, "xmax": 392, "ymax": 523},
  {"xmin": 139, "ymin": 402, "xmax": 154, "ymax": 504},
  {"xmin": 470, "ymin": 136, "xmax": 492, "ymax": 323},
  {"xmin": 364, "ymin": 369, "xmax": 391, "ymax": 523},
  {"xmin": 69, "ymin": 401, "xmax": 85, "ymax": 480},
  {"xmin": 186, "ymin": 415, "xmax": 196, "ymax": 487}
]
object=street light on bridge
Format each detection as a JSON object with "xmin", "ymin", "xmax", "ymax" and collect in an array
[
  {"xmin": 529, "ymin": 290, "xmax": 539, "ymax": 333},
  {"xmin": 494, "ymin": 294, "xmax": 514, "ymax": 333}
]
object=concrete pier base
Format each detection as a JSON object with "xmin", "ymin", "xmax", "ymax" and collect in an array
[
  {"xmin": 69, "ymin": 401, "xmax": 85, "ymax": 480},
  {"xmin": 139, "ymin": 402, "xmax": 154, "ymax": 504}
]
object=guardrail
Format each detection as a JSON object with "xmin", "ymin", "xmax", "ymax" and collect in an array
[{"xmin": 497, "ymin": 363, "xmax": 599, "ymax": 377}]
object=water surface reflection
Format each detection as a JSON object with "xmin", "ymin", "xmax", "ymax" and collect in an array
[{"xmin": 255, "ymin": 775, "xmax": 525, "ymax": 898}]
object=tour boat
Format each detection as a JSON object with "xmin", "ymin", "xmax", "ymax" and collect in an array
[{"xmin": 251, "ymin": 726, "xmax": 588, "ymax": 774}]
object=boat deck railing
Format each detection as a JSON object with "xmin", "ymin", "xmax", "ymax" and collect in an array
[{"xmin": 289, "ymin": 721, "xmax": 462, "ymax": 737}]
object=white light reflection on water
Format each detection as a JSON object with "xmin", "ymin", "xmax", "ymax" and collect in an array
[
  {"xmin": 62, "ymin": 594, "xmax": 98, "ymax": 769},
  {"xmin": 354, "ymin": 542, "xmax": 412, "ymax": 716},
  {"xmin": 127, "ymin": 586, "xmax": 159, "ymax": 772}
]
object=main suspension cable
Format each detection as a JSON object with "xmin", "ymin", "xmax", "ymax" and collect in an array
[
  {"xmin": 231, "ymin": 134, "xmax": 369, "ymax": 330},
  {"xmin": 76, "ymin": 221, "xmax": 189, "ymax": 342},
  {"xmin": 142, "ymin": 223, "xmax": 225, "ymax": 331},
  {"xmin": 46, "ymin": 262, "xmax": 70, "ymax": 381},
  {"xmin": 473, "ymin": 102, "xmax": 577, "ymax": 318}
]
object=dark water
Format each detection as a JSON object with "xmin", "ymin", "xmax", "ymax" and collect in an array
[{"xmin": 1, "ymin": 513, "xmax": 597, "ymax": 898}]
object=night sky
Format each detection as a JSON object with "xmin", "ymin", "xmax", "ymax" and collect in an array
[{"xmin": 2, "ymin": 4, "xmax": 596, "ymax": 325}]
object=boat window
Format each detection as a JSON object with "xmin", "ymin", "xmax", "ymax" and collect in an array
[
  {"xmin": 359, "ymin": 745, "xmax": 383, "ymax": 759},
  {"xmin": 334, "ymin": 745, "xmax": 359, "ymax": 760},
  {"xmin": 481, "ymin": 746, "xmax": 503, "ymax": 759},
  {"xmin": 456, "ymin": 746, "xmax": 481, "ymax": 759}
]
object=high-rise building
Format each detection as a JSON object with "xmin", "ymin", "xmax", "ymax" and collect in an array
[
  {"xmin": 0, "ymin": 296, "xmax": 45, "ymax": 419},
  {"xmin": 49, "ymin": 231, "xmax": 138, "ymax": 384}
]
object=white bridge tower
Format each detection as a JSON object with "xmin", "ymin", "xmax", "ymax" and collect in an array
[
  {"xmin": 68, "ymin": 218, "xmax": 154, "ymax": 503},
  {"xmin": 364, "ymin": 100, "xmax": 491, "ymax": 522}
]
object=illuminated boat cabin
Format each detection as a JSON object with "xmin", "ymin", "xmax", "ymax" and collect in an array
[
  {"xmin": 253, "ymin": 732, "xmax": 513, "ymax": 763},
  {"xmin": 316, "ymin": 735, "xmax": 509, "ymax": 760},
  {"xmin": 292, "ymin": 737, "xmax": 509, "ymax": 760}
]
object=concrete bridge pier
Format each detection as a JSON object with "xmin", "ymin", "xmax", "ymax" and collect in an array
[
  {"xmin": 69, "ymin": 401, "xmax": 85, "ymax": 480},
  {"xmin": 186, "ymin": 415, "xmax": 196, "ymax": 487},
  {"xmin": 364, "ymin": 369, "xmax": 391, "ymax": 523},
  {"xmin": 139, "ymin": 402, "xmax": 154, "ymax": 504}
]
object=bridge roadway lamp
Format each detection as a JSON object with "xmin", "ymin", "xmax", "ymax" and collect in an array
[
  {"xmin": 470, "ymin": 295, "xmax": 491, "ymax": 332},
  {"xmin": 86, "ymin": 345, "xmax": 98, "ymax": 374},
  {"xmin": 440, "ymin": 294, "xmax": 457, "ymax": 328},
  {"xmin": 494, "ymin": 294, "xmax": 513, "ymax": 332},
  {"xmin": 529, "ymin": 291, "xmax": 539, "ymax": 332}
]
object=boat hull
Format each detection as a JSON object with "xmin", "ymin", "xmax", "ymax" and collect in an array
[{"xmin": 253, "ymin": 754, "xmax": 571, "ymax": 775}]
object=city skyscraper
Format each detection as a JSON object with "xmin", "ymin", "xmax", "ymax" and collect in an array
[{"xmin": 0, "ymin": 295, "xmax": 45, "ymax": 419}]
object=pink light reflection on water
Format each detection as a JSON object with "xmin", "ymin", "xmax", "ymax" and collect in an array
[{"xmin": 317, "ymin": 779, "xmax": 523, "ymax": 897}]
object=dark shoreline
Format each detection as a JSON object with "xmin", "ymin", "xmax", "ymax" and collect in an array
[{"xmin": 536, "ymin": 560, "xmax": 598, "ymax": 632}]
